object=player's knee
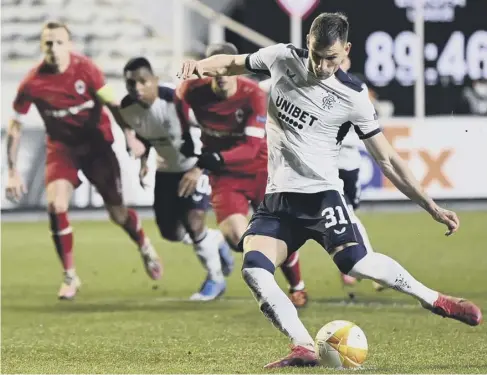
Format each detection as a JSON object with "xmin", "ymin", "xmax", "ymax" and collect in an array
[
  {"xmin": 219, "ymin": 223, "xmax": 241, "ymax": 250},
  {"xmin": 219, "ymin": 215, "xmax": 247, "ymax": 250},
  {"xmin": 220, "ymin": 226, "xmax": 243, "ymax": 250},
  {"xmin": 241, "ymin": 251, "xmax": 276, "ymax": 285},
  {"xmin": 47, "ymin": 199, "xmax": 69, "ymax": 214},
  {"xmin": 158, "ymin": 222, "xmax": 185, "ymax": 242},
  {"xmin": 332, "ymin": 242, "xmax": 367, "ymax": 274},
  {"xmin": 224, "ymin": 233, "xmax": 241, "ymax": 251}
]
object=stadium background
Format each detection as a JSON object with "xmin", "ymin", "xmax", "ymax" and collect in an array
[{"xmin": 2, "ymin": 0, "xmax": 486, "ymax": 211}]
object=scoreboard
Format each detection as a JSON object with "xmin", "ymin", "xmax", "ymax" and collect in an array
[{"xmin": 231, "ymin": 0, "xmax": 487, "ymax": 115}]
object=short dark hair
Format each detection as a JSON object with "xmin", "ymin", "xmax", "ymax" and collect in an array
[
  {"xmin": 309, "ymin": 12, "xmax": 349, "ymax": 47},
  {"xmin": 123, "ymin": 57, "xmax": 153, "ymax": 74},
  {"xmin": 42, "ymin": 21, "xmax": 72, "ymax": 39},
  {"xmin": 205, "ymin": 42, "xmax": 239, "ymax": 58}
]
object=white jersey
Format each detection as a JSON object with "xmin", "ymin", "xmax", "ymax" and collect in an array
[
  {"xmin": 120, "ymin": 85, "xmax": 200, "ymax": 172},
  {"xmin": 337, "ymin": 78, "xmax": 368, "ymax": 171},
  {"xmin": 337, "ymin": 121, "xmax": 362, "ymax": 171},
  {"xmin": 245, "ymin": 43, "xmax": 380, "ymax": 194}
]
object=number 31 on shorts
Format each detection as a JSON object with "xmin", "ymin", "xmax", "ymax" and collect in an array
[{"xmin": 321, "ymin": 206, "xmax": 350, "ymax": 229}]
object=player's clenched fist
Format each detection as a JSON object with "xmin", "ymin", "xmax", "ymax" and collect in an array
[
  {"xmin": 431, "ymin": 206, "xmax": 460, "ymax": 236},
  {"xmin": 5, "ymin": 170, "xmax": 27, "ymax": 202},
  {"xmin": 177, "ymin": 60, "xmax": 203, "ymax": 80}
]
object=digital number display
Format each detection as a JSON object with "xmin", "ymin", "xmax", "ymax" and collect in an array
[{"xmin": 365, "ymin": 30, "xmax": 487, "ymax": 87}]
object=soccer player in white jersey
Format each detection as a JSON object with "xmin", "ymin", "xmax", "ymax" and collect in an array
[
  {"xmin": 120, "ymin": 57, "xmax": 234, "ymax": 301},
  {"xmin": 178, "ymin": 12, "xmax": 482, "ymax": 368},
  {"xmin": 259, "ymin": 60, "xmax": 382, "ymax": 298}
]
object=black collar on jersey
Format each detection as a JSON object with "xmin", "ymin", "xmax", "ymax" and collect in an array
[{"xmin": 287, "ymin": 44, "xmax": 309, "ymax": 58}]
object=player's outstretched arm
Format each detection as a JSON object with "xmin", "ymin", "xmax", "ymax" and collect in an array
[
  {"xmin": 87, "ymin": 59, "xmax": 147, "ymax": 158},
  {"xmin": 363, "ymin": 133, "xmax": 459, "ymax": 236},
  {"xmin": 177, "ymin": 54, "xmax": 248, "ymax": 79},
  {"xmin": 108, "ymin": 103, "xmax": 147, "ymax": 159},
  {"xmin": 5, "ymin": 119, "xmax": 27, "ymax": 201},
  {"xmin": 96, "ymin": 90, "xmax": 147, "ymax": 159}
]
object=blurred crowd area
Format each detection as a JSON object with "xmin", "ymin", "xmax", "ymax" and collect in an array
[{"xmin": 1, "ymin": 0, "xmax": 175, "ymax": 79}]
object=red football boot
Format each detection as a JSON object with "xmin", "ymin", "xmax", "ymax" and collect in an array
[{"xmin": 424, "ymin": 294, "xmax": 482, "ymax": 326}]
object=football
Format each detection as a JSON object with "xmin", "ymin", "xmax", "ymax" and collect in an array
[{"xmin": 315, "ymin": 320, "xmax": 368, "ymax": 368}]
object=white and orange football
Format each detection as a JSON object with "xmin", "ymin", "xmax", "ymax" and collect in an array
[{"xmin": 315, "ymin": 320, "xmax": 368, "ymax": 369}]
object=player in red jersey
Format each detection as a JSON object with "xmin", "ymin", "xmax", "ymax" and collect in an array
[
  {"xmin": 175, "ymin": 43, "xmax": 308, "ymax": 307},
  {"xmin": 5, "ymin": 22, "xmax": 161, "ymax": 300}
]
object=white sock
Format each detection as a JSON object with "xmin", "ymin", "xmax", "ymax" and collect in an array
[
  {"xmin": 242, "ymin": 267, "xmax": 315, "ymax": 350},
  {"xmin": 181, "ymin": 232, "xmax": 193, "ymax": 245},
  {"xmin": 65, "ymin": 268, "xmax": 76, "ymax": 278},
  {"xmin": 291, "ymin": 280, "xmax": 305, "ymax": 292},
  {"xmin": 193, "ymin": 229, "xmax": 224, "ymax": 283},
  {"xmin": 349, "ymin": 252, "xmax": 439, "ymax": 306},
  {"xmin": 207, "ymin": 228, "xmax": 224, "ymax": 245}
]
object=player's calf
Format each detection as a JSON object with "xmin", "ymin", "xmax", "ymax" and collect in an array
[
  {"xmin": 48, "ymin": 209, "xmax": 74, "ymax": 273},
  {"xmin": 47, "ymin": 180, "xmax": 75, "ymax": 270},
  {"xmin": 187, "ymin": 208, "xmax": 234, "ymax": 276},
  {"xmin": 241, "ymin": 238, "xmax": 315, "ymax": 354},
  {"xmin": 218, "ymin": 213, "xmax": 248, "ymax": 251},
  {"xmin": 107, "ymin": 205, "xmax": 148, "ymax": 247},
  {"xmin": 183, "ymin": 210, "xmax": 227, "ymax": 300},
  {"xmin": 49, "ymin": 190, "xmax": 78, "ymax": 299},
  {"xmin": 208, "ymin": 229, "xmax": 234, "ymax": 277},
  {"xmin": 107, "ymin": 205, "xmax": 161, "ymax": 280},
  {"xmin": 181, "ymin": 229, "xmax": 234, "ymax": 278},
  {"xmin": 188, "ymin": 229, "xmax": 226, "ymax": 300}
]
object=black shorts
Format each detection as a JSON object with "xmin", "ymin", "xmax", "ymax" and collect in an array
[
  {"xmin": 339, "ymin": 168, "xmax": 361, "ymax": 210},
  {"xmin": 153, "ymin": 171, "xmax": 211, "ymax": 230},
  {"xmin": 238, "ymin": 190, "xmax": 359, "ymax": 255}
]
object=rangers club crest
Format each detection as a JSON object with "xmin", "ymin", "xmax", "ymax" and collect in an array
[
  {"xmin": 75, "ymin": 79, "xmax": 86, "ymax": 94},
  {"xmin": 322, "ymin": 93, "xmax": 338, "ymax": 110}
]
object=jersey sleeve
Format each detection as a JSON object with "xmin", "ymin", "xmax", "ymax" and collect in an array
[
  {"xmin": 174, "ymin": 80, "xmax": 193, "ymax": 132},
  {"xmin": 12, "ymin": 77, "xmax": 32, "ymax": 119},
  {"xmin": 85, "ymin": 58, "xmax": 116, "ymax": 103},
  {"xmin": 219, "ymin": 86, "xmax": 266, "ymax": 167},
  {"xmin": 174, "ymin": 81, "xmax": 200, "ymax": 157},
  {"xmin": 245, "ymin": 43, "xmax": 287, "ymax": 76},
  {"xmin": 244, "ymin": 87, "xmax": 267, "ymax": 139},
  {"xmin": 349, "ymin": 88, "xmax": 382, "ymax": 140},
  {"xmin": 119, "ymin": 96, "xmax": 133, "ymax": 124}
]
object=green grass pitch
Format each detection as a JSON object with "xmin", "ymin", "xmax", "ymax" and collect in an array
[{"xmin": 2, "ymin": 211, "xmax": 486, "ymax": 373}]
